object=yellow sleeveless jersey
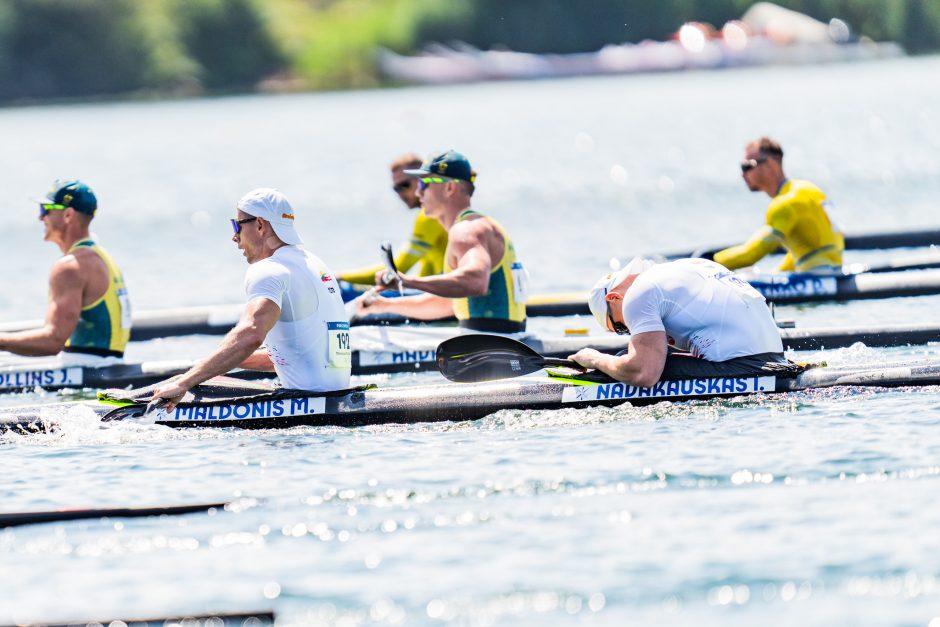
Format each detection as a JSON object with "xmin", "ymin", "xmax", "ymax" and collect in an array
[
  {"xmin": 339, "ymin": 208, "xmax": 448, "ymax": 284},
  {"xmin": 714, "ymin": 179, "xmax": 844, "ymax": 273},
  {"xmin": 444, "ymin": 209, "xmax": 527, "ymax": 332},
  {"xmin": 64, "ymin": 239, "xmax": 131, "ymax": 357}
]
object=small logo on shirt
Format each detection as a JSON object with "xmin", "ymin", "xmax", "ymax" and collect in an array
[{"xmin": 320, "ymin": 272, "xmax": 333, "ymax": 283}]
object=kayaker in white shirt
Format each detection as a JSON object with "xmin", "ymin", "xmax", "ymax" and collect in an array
[
  {"xmin": 150, "ymin": 188, "xmax": 350, "ymax": 411},
  {"xmin": 571, "ymin": 257, "xmax": 787, "ymax": 386}
]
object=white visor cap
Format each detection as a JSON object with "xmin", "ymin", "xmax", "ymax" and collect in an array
[
  {"xmin": 236, "ymin": 188, "xmax": 303, "ymax": 245},
  {"xmin": 586, "ymin": 257, "xmax": 656, "ymax": 331}
]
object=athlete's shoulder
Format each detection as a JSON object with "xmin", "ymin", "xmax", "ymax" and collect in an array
[
  {"xmin": 62, "ymin": 243, "xmax": 109, "ymax": 275},
  {"xmin": 451, "ymin": 210, "xmax": 488, "ymax": 234},
  {"xmin": 626, "ymin": 265, "xmax": 673, "ymax": 298},
  {"xmin": 246, "ymin": 254, "xmax": 290, "ymax": 284},
  {"xmin": 642, "ymin": 258, "xmax": 719, "ymax": 290},
  {"xmin": 773, "ymin": 179, "xmax": 825, "ymax": 203},
  {"xmin": 50, "ymin": 251, "xmax": 83, "ymax": 278},
  {"xmin": 656, "ymin": 258, "xmax": 708, "ymax": 276},
  {"xmin": 788, "ymin": 178, "xmax": 824, "ymax": 193}
]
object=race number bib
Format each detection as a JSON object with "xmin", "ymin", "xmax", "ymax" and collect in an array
[
  {"xmin": 117, "ymin": 287, "xmax": 132, "ymax": 329},
  {"xmin": 327, "ymin": 321, "xmax": 351, "ymax": 368},
  {"xmin": 511, "ymin": 262, "xmax": 529, "ymax": 304}
]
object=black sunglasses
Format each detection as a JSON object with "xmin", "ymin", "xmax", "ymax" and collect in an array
[
  {"xmin": 605, "ymin": 291, "xmax": 629, "ymax": 334},
  {"xmin": 392, "ymin": 180, "xmax": 413, "ymax": 193},
  {"xmin": 230, "ymin": 216, "xmax": 257, "ymax": 234},
  {"xmin": 740, "ymin": 157, "xmax": 768, "ymax": 173}
]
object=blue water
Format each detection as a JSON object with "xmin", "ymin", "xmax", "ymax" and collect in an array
[{"xmin": 3, "ymin": 55, "xmax": 940, "ymax": 625}]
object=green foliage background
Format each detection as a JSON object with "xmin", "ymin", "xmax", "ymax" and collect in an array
[{"xmin": 0, "ymin": 0, "xmax": 937, "ymax": 103}]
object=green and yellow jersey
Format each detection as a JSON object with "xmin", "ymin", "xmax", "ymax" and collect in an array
[
  {"xmin": 714, "ymin": 179, "xmax": 844, "ymax": 273},
  {"xmin": 64, "ymin": 238, "xmax": 131, "ymax": 357},
  {"xmin": 339, "ymin": 208, "xmax": 448, "ymax": 284},
  {"xmin": 445, "ymin": 209, "xmax": 527, "ymax": 333}
]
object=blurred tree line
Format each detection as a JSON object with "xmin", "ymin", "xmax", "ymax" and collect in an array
[
  {"xmin": 414, "ymin": 0, "xmax": 940, "ymax": 55},
  {"xmin": 0, "ymin": 0, "xmax": 283, "ymax": 101},
  {"xmin": 0, "ymin": 0, "xmax": 938, "ymax": 104}
]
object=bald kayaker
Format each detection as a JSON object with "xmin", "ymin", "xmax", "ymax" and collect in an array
[
  {"xmin": 150, "ymin": 188, "xmax": 350, "ymax": 411},
  {"xmin": 711, "ymin": 137, "xmax": 844, "ymax": 273},
  {"xmin": 356, "ymin": 150, "xmax": 528, "ymax": 332},
  {"xmin": 570, "ymin": 257, "xmax": 790, "ymax": 386},
  {"xmin": 0, "ymin": 180, "xmax": 130, "ymax": 362}
]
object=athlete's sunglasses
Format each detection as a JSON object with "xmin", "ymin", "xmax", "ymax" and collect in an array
[
  {"xmin": 38, "ymin": 203, "xmax": 67, "ymax": 218},
  {"xmin": 392, "ymin": 180, "xmax": 412, "ymax": 193},
  {"xmin": 740, "ymin": 157, "xmax": 768, "ymax": 173},
  {"xmin": 230, "ymin": 216, "xmax": 257, "ymax": 234},
  {"xmin": 417, "ymin": 177, "xmax": 451, "ymax": 191},
  {"xmin": 605, "ymin": 293, "xmax": 629, "ymax": 335}
]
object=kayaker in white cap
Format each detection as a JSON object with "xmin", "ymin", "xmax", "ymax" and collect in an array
[
  {"xmin": 570, "ymin": 257, "xmax": 787, "ymax": 386},
  {"xmin": 150, "ymin": 188, "xmax": 351, "ymax": 410}
]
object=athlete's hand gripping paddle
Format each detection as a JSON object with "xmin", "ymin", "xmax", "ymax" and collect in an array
[
  {"xmin": 436, "ymin": 334, "xmax": 585, "ymax": 383},
  {"xmin": 363, "ymin": 241, "xmax": 402, "ymax": 305},
  {"xmin": 379, "ymin": 241, "xmax": 403, "ymax": 295}
]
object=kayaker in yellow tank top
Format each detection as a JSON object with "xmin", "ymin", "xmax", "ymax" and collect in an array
[
  {"xmin": 339, "ymin": 153, "xmax": 448, "ymax": 284},
  {"xmin": 0, "ymin": 180, "xmax": 131, "ymax": 359},
  {"xmin": 355, "ymin": 150, "xmax": 528, "ymax": 332},
  {"xmin": 713, "ymin": 137, "xmax": 844, "ymax": 273}
]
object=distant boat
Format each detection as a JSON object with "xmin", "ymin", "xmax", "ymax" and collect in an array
[{"xmin": 377, "ymin": 2, "xmax": 904, "ymax": 85}]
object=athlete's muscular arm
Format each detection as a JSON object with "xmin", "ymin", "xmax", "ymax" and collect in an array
[
  {"xmin": 713, "ymin": 225, "xmax": 784, "ymax": 270},
  {"xmin": 357, "ymin": 291, "xmax": 457, "ymax": 320},
  {"xmin": 0, "ymin": 257, "xmax": 84, "ymax": 356},
  {"xmin": 569, "ymin": 331, "xmax": 668, "ymax": 387},
  {"xmin": 400, "ymin": 219, "xmax": 493, "ymax": 297},
  {"xmin": 151, "ymin": 298, "xmax": 280, "ymax": 410},
  {"xmin": 356, "ymin": 219, "xmax": 496, "ymax": 320}
]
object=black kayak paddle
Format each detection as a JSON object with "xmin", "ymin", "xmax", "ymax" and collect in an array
[{"xmin": 436, "ymin": 334, "xmax": 584, "ymax": 383}]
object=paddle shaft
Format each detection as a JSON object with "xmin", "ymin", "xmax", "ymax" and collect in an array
[
  {"xmin": 380, "ymin": 240, "xmax": 403, "ymax": 296},
  {"xmin": 0, "ymin": 501, "xmax": 228, "ymax": 528},
  {"xmin": 666, "ymin": 227, "xmax": 940, "ymax": 260}
]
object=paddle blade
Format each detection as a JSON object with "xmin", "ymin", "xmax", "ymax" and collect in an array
[{"xmin": 436, "ymin": 334, "xmax": 548, "ymax": 382}]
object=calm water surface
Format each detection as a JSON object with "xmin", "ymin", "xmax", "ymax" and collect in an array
[{"xmin": 2, "ymin": 56, "xmax": 940, "ymax": 625}]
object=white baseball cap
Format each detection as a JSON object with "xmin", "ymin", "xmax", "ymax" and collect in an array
[
  {"xmin": 587, "ymin": 257, "xmax": 655, "ymax": 331},
  {"xmin": 236, "ymin": 188, "xmax": 303, "ymax": 245}
]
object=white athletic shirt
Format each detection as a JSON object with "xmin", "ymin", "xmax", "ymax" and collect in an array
[
  {"xmin": 621, "ymin": 258, "xmax": 783, "ymax": 361},
  {"xmin": 244, "ymin": 246, "xmax": 351, "ymax": 391}
]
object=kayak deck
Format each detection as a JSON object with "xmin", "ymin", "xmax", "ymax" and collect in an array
[{"xmin": 3, "ymin": 359, "xmax": 940, "ymax": 434}]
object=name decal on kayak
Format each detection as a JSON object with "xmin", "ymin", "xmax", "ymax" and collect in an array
[
  {"xmin": 0, "ymin": 367, "xmax": 82, "ymax": 389},
  {"xmin": 160, "ymin": 397, "xmax": 327, "ymax": 421},
  {"xmin": 358, "ymin": 350, "xmax": 436, "ymax": 366},
  {"xmin": 561, "ymin": 375, "xmax": 775, "ymax": 403},
  {"xmin": 751, "ymin": 275, "xmax": 838, "ymax": 299}
]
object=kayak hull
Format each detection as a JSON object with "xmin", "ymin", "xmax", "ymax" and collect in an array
[{"xmin": 3, "ymin": 359, "xmax": 940, "ymax": 433}]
